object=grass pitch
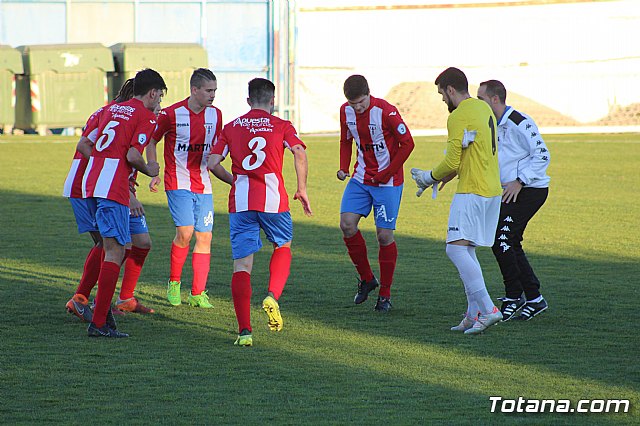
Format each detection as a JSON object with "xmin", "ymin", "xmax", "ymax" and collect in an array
[{"xmin": 0, "ymin": 133, "xmax": 638, "ymax": 424}]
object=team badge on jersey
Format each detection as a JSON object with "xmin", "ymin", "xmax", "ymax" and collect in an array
[
  {"xmin": 138, "ymin": 134, "xmax": 147, "ymax": 144},
  {"xmin": 397, "ymin": 123, "xmax": 407, "ymax": 135}
]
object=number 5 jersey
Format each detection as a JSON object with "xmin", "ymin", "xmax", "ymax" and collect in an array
[{"xmin": 81, "ymin": 98, "xmax": 158, "ymax": 206}]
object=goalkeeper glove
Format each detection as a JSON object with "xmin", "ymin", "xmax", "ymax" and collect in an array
[{"xmin": 410, "ymin": 168, "xmax": 437, "ymax": 197}]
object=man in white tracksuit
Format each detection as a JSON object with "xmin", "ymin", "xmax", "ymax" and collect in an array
[{"xmin": 477, "ymin": 79, "xmax": 551, "ymax": 322}]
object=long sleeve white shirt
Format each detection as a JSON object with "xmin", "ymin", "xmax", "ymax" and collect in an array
[{"xmin": 497, "ymin": 106, "xmax": 550, "ymax": 188}]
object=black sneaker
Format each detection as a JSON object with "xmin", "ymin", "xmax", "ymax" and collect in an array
[
  {"xmin": 498, "ymin": 297, "xmax": 525, "ymax": 321},
  {"xmin": 515, "ymin": 298, "xmax": 548, "ymax": 321},
  {"xmin": 87, "ymin": 322, "xmax": 129, "ymax": 338},
  {"xmin": 354, "ymin": 276, "xmax": 379, "ymax": 304},
  {"xmin": 106, "ymin": 306, "xmax": 118, "ymax": 330},
  {"xmin": 374, "ymin": 296, "xmax": 392, "ymax": 312}
]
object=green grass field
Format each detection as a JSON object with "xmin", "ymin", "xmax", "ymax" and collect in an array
[{"xmin": 1, "ymin": 133, "xmax": 638, "ymax": 424}]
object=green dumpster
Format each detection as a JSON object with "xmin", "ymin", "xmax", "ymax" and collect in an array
[
  {"xmin": 0, "ymin": 45, "xmax": 24, "ymax": 132},
  {"xmin": 110, "ymin": 43, "xmax": 208, "ymax": 107},
  {"xmin": 15, "ymin": 43, "xmax": 114, "ymax": 133}
]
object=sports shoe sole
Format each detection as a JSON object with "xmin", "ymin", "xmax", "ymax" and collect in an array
[{"xmin": 262, "ymin": 297, "xmax": 283, "ymax": 332}]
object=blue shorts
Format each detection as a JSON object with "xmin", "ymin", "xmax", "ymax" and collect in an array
[
  {"xmin": 69, "ymin": 197, "xmax": 98, "ymax": 234},
  {"xmin": 129, "ymin": 213, "xmax": 149, "ymax": 235},
  {"xmin": 95, "ymin": 198, "xmax": 131, "ymax": 246},
  {"xmin": 229, "ymin": 211, "xmax": 293, "ymax": 260},
  {"xmin": 167, "ymin": 190, "xmax": 214, "ymax": 233},
  {"xmin": 340, "ymin": 179, "xmax": 403, "ymax": 230}
]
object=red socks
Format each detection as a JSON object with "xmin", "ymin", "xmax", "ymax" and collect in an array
[
  {"xmin": 170, "ymin": 243, "xmax": 210, "ymax": 295},
  {"xmin": 93, "ymin": 261, "xmax": 121, "ymax": 328},
  {"xmin": 378, "ymin": 242, "xmax": 397, "ymax": 298},
  {"xmin": 170, "ymin": 242, "xmax": 189, "ymax": 282},
  {"xmin": 343, "ymin": 231, "xmax": 374, "ymax": 282},
  {"xmin": 119, "ymin": 246, "xmax": 150, "ymax": 300},
  {"xmin": 231, "ymin": 271, "xmax": 252, "ymax": 333},
  {"xmin": 268, "ymin": 247, "xmax": 291, "ymax": 300},
  {"xmin": 76, "ymin": 246, "xmax": 103, "ymax": 298},
  {"xmin": 191, "ymin": 252, "xmax": 211, "ymax": 295}
]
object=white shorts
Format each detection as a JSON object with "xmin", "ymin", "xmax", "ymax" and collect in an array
[{"xmin": 447, "ymin": 193, "xmax": 500, "ymax": 247}]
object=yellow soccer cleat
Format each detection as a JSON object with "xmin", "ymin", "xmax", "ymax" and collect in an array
[
  {"xmin": 262, "ymin": 296, "xmax": 283, "ymax": 332},
  {"xmin": 234, "ymin": 329, "xmax": 253, "ymax": 347}
]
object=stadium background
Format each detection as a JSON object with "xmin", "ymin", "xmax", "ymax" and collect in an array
[{"xmin": 0, "ymin": 0, "xmax": 639, "ymax": 134}]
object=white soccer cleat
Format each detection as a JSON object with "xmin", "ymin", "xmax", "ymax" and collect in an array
[
  {"xmin": 464, "ymin": 307, "xmax": 502, "ymax": 335},
  {"xmin": 450, "ymin": 315, "xmax": 475, "ymax": 332}
]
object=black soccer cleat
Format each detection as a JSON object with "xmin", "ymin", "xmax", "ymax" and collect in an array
[
  {"xmin": 106, "ymin": 305, "xmax": 118, "ymax": 330},
  {"xmin": 498, "ymin": 297, "xmax": 526, "ymax": 321},
  {"xmin": 354, "ymin": 276, "xmax": 379, "ymax": 304},
  {"xmin": 374, "ymin": 296, "xmax": 392, "ymax": 313},
  {"xmin": 515, "ymin": 298, "xmax": 548, "ymax": 321},
  {"xmin": 87, "ymin": 322, "xmax": 129, "ymax": 338}
]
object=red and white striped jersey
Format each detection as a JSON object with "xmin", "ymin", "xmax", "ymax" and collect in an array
[
  {"xmin": 340, "ymin": 96, "xmax": 414, "ymax": 187},
  {"xmin": 152, "ymin": 98, "xmax": 222, "ymax": 194},
  {"xmin": 62, "ymin": 104, "xmax": 110, "ymax": 198},
  {"xmin": 211, "ymin": 109, "xmax": 305, "ymax": 213},
  {"xmin": 82, "ymin": 98, "xmax": 157, "ymax": 206}
]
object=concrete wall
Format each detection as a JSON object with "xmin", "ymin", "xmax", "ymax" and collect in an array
[{"xmin": 296, "ymin": 0, "xmax": 640, "ymax": 133}]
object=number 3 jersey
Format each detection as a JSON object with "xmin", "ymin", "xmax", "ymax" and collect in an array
[
  {"xmin": 152, "ymin": 98, "xmax": 223, "ymax": 194},
  {"xmin": 81, "ymin": 98, "xmax": 158, "ymax": 206},
  {"xmin": 211, "ymin": 109, "xmax": 306, "ymax": 213}
]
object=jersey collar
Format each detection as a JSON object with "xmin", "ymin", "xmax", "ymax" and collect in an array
[{"xmin": 498, "ymin": 105, "xmax": 514, "ymax": 126}]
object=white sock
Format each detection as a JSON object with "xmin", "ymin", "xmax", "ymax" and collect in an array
[
  {"xmin": 528, "ymin": 295, "xmax": 543, "ymax": 303},
  {"xmin": 467, "ymin": 300, "xmax": 480, "ymax": 320},
  {"xmin": 446, "ymin": 244, "xmax": 495, "ymax": 315},
  {"xmin": 469, "ymin": 288, "xmax": 495, "ymax": 316}
]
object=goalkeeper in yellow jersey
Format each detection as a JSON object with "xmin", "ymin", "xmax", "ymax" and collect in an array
[{"xmin": 411, "ymin": 67, "xmax": 503, "ymax": 335}]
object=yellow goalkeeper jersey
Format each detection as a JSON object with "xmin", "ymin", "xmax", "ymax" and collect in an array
[{"xmin": 432, "ymin": 97, "xmax": 502, "ymax": 197}]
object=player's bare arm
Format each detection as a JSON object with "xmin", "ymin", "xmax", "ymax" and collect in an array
[
  {"xmin": 127, "ymin": 147, "xmax": 159, "ymax": 177},
  {"xmin": 211, "ymin": 162, "xmax": 233, "ymax": 185},
  {"xmin": 291, "ymin": 144, "xmax": 312, "ymax": 216},
  {"xmin": 76, "ymin": 136, "xmax": 94, "ymax": 159},
  {"xmin": 438, "ymin": 171, "xmax": 458, "ymax": 190},
  {"xmin": 146, "ymin": 138, "xmax": 162, "ymax": 192},
  {"xmin": 129, "ymin": 190, "xmax": 145, "ymax": 217},
  {"xmin": 206, "ymin": 153, "xmax": 222, "ymax": 173}
]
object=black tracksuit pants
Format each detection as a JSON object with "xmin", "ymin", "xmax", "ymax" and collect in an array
[{"xmin": 492, "ymin": 187, "xmax": 548, "ymax": 300}]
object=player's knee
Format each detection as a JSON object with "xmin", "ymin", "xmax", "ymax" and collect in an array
[
  {"xmin": 376, "ymin": 229, "xmax": 394, "ymax": 246},
  {"xmin": 340, "ymin": 220, "xmax": 357, "ymax": 237},
  {"xmin": 174, "ymin": 230, "xmax": 193, "ymax": 246},
  {"xmin": 137, "ymin": 239, "xmax": 152, "ymax": 251},
  {"xmin": 195, "ymin": 231, "xmax": 212, "ymax": 245}
]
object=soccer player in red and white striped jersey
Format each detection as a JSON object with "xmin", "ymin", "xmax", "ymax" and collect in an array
[
  {"xmin": 337, "ymin": 75, "xmax": 415, "ymax": 312},
  {"xmin": 208, "ymin": 78, "xmax": 312, "ymax": 346},
  {"xmin": 147, "ymin": 68, "xmax": 224, "ymax": 308},
  {"xmin": 81, "ymin": 68, "xmax": 165, "ymax": 337},
  {"xmin": 63, "ymin": 79, "xmax": 157, "ymax": 319}
]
